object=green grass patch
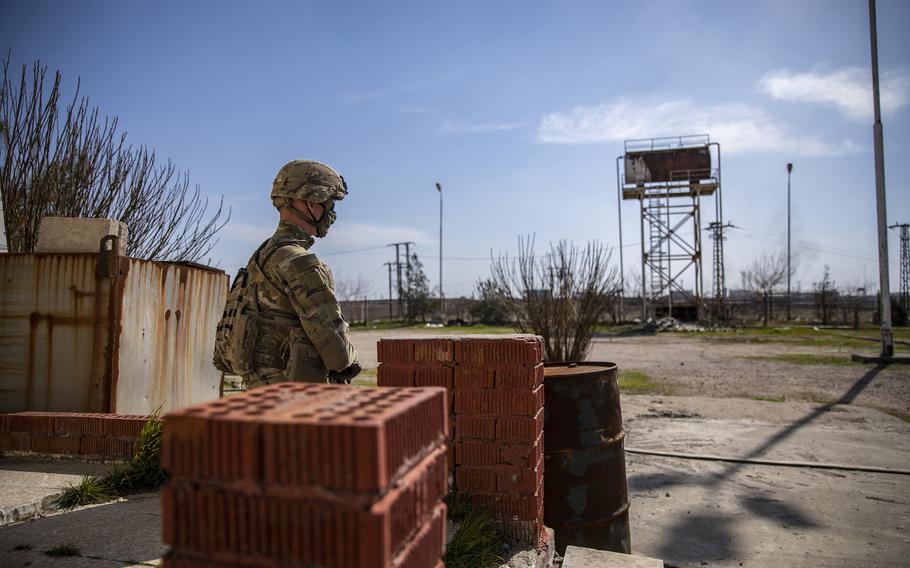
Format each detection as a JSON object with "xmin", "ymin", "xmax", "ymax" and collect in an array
[
  {"xmin": 752, "ymin": 394, "xmax": 786, "ymax": 403},
  {"xmin": 618, "ymin": 370, "xmax": 673, "ymax": 394},
  {"xmin": 352, "ymin": 367, "xmax": 377, "ymax": 388},
  {"xmin": 45, "ymin": 544, "xmax": 80, "ymax": 557},
  {"xmin": 882, "ymin": 409, "xmax": 910, "ymax": 423},
  {"xmin": 443, "ymin": 324, "xmax": 514, "ymax": 335},
  {"xmin": 444, "ymin": 493, "xmax": 504, "ymax": 568},
  {"xmin": 743, "ymin": 353, "xmax": 855, "ymax": 366},
  {"xmin": 57, "ymin": 475, "xmax": 110, "ymax": 509},
  {"xmin": 56, "ymin": 413, "xmax": 168, "ymax": 509}
]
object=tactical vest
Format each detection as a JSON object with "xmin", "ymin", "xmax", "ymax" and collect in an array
[{"xmin": 213, "ymin": 240, "xmax": 327, "ymax": 381}]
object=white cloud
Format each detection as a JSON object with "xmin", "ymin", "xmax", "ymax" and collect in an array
[
  {"xmin": 759, "ymin": 67, "xmax": 909, "ymax": 121},
  {"xmin": 536, "ymin": 98, "xmax": 860, "ymax": 157},
  {"xmin": 440, "ymin": 120, "xmax": 525, "ymax": 134}
]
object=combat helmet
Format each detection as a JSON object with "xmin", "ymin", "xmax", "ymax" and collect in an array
[{"xmin": 271, "ymin": 160, "xmax": 348, "ymax": 205}]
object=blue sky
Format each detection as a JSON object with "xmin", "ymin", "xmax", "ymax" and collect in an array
[{"xmin": 3, "ymin": 0, "xmax": 909, "ymax": 298}]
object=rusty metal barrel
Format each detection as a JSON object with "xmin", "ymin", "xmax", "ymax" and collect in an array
[{"xmin": 543, "ymin": 362, "xmax": 631, "ymax": 554}]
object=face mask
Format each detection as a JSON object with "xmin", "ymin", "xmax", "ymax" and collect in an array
[{"xmin": 314, "ymin": 200, "xmax": 336, "ymax": 238}]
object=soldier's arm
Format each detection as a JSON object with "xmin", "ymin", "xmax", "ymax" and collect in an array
[{"xmin": 273, "ymin": 251, "xmax": 357, "ymax": 372}]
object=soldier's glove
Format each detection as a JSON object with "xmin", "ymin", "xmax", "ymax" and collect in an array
[{"xmin": 328, "ymin": 362, "xmax": 362, "ymax": 384}]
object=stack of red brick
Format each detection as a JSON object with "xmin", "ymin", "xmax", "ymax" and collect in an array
[
  {"xmin": 377, "ymin": 335, "xmax": 546, "ymax": 547},
  {"xmin": 0, "ymin": 412, "xmax": 150, "ymax": 460},
  {"xmin": 161, "ymin": 382, "xmax": 449, "ymax": 568}
]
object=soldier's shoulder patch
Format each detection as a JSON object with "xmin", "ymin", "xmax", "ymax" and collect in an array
[{"xmin": 269, "ymin": 245, "xmax": 321, "ymax": 273}]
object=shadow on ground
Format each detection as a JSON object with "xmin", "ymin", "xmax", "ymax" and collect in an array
[{"xmin": 627, "ymin": 364, "xmax": 887, "ymax": 565}]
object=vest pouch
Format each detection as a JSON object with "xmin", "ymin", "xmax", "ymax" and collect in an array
[
  {"xmin": 285, "ymin": 328, "xmax": 327, "ymax": 383},
  {"xmin": 228, "ymin": 309, "xmax": 262, "ymax": 376}
]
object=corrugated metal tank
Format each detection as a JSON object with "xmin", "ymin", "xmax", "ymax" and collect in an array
[{"xmin": 0, "ymin": 250, "xmax": 228, "ymax": 414}]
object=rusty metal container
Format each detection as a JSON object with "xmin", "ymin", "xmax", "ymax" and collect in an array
[
  {"xmin": 543, "ymin": 362, "xmax": 631, "ymax": 554},
  {"xmin": 0, "ymin": 244, "xmax": 227, "ymax": 414},
  {"xmin": 624, "ymin": 146, "xmax": 711, "ymax": 185}
]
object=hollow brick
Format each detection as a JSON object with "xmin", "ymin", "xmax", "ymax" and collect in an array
[
  {"xmin": 455, "ymin": 415, "xmax": 496, "ymax": 441},
  {"xmin": 377, "ymin": 364, "xmax": 416, "ymax": 387},
  {"xmin": 454, "ymin": 366, "xmax": 494, "ymax": 389},
  {"xmin": 494, "ymin": 363, "xmax": 545, "ymax": 390},
  {"xmin": 454, "ymin": 440, "xmax": 498, "ymax": 466},
  {"xmin": 455, "ymin": 466, "xmax": 497, "ymax": 493},
  {"xmin": 495, "ymin": 408, "xmax": 544, "ymax": 442}
]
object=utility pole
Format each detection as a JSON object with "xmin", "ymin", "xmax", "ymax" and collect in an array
[
  {"xmin": 869, "ymin": 0, "xmax": 893, "ymax": 357},
  {"xmin": 384, "ymin": 262, "xmax": 395, "ymax": 319},
  {"xmin": 436, "ymin": 182, "xmax": 444, "ymax": 313},
  {"xmin": 707, "ymin": 221, "xmax": 733, "ymax": 321},
  {"xmin": 890, "ymin": 223, "xmax": 909, "ymax": 313},
  {"xmin": 787, "ymin": 162, "xmax": 793, "ymax": 321}
]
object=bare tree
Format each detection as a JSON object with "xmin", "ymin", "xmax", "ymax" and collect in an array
[
  {"xmin": 813, "ymin": 265, "xmax": 838, "ymax": 325},
  {"xmin": 490, "ymin": 236, "xmax": 619, "ymax": 361},
  {"xmin": 335, "ymin": 275, "xmax": 371, "ymax": 303},
  {"xmin": 0, "ymin": 56, "xmax": 228, "ymax": 260},
  {"xmin": 740, "ymin": 251, "xmax": 791, "ymax": 326}
]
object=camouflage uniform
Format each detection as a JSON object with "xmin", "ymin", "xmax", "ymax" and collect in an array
[
  {"xmin": 215, "ymin": 160, "xmax": 358, "ymax": 388},
  {"xmin": 243, "ymin": 220, "xmax": 357, "ymax": 387}
]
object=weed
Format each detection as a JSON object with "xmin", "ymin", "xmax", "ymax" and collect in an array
[
  {"xmin": 45, "ymin": 544, "xmax": 80, "ymax": 557},
  {"xmin": 352, "ymin": 368, "xmax": 377, "ymax": 388},
  {"xmin": 444, "ymin": 494, "xmax": 503, "ymax": 568},
  {"xmin": 57, "ymin": 475, "xmax": 110, "ymax": 509},
  {"xmin": 752, "ymin": 395, "xmax": 786, "ymax": 403},
  {"xmin": 743, "ymin": 354, "xmax": 855, "ymax": 366},
  {"xmin": 619, "ymin": 370, "xmax": 673, "ymax": 394},
  {"xmin": 105, "ymin": 412, "xmax": 167, "ymax": 494}
]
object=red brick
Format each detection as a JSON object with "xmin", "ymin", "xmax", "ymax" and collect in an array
[
  {"xmin": 455, "ymin": 415, "xmax": 496, "ymax": 441},
  {"xmin": 103, "ymin": 414, "xmax": 151, "ymax": 437},
  {"xmin": 0, "ymin": 432, "xmax": 30, "ymax": 452},
  {"xmin": 377, "ymin": 364, "xmax": 416, "ymax": 387},
  {"xmin": 454, "ymin": 440, "xmax": 498, "ymax": 466},
  {"xmin": 30, "ymin": 434, "xmax": 81, "ymax": 454},
  {"xmin": 496, "ymin": 408, "xmax": 544, "ymax": 442},
  {"xmin": 413, "ymin": 366, "xmax": 454, "ymax": 390},
  {"xmin": 162, "ymin": 450, "xmax": 447, "ymax": 568},
  {"xmin": 455, "ymin": 335, "xmax": 543, "ymax": 366},
  {"xmin": 0, "ymin": 414, "xmax": 9, "ymax": 432},
  {"xmin": 494, "ymin": 363, "xmax": 544, "ymax": 390},
  {"xmin": 413, "ymin": 339, "xmax": 455, "ymax": 363},
  {"xmin": 496, "ymin": 456, "xmax": 543, "ymax": 494},
  {"xmin": 454, "ymin": 385, "xmax": 543, "ymax": 416},
  {"xmin": 377, "ymin": 339, "xmax": 416, "ymax": 363},
  {"xmin": 261, "ymin": 386, "xmax": 447, "ymax": 493},
  {"xmin": 391, "ymin": 503, "xmax": 446, "ymax": 568},
  {"xmin": 54, "ymin": 413, "xmax": 107, "ymax": 435},
  {"xmin": 455, "ymin": 466, "xmax": 496, "ymax": 493},
  {"xmin": 464, "ymin": 486, "xmax": 541, "ymax": 521},
  {"xmin": 163, "ymin": 383, "xmax": 333, "ymax": 485},
  {"xmin": 499, "ymin": 432, "xmax": 544, "ymax": 468},
  {"xmin": 454, "ymin": 366, "xmax": 494, "ymax": 389},
  {"xmin": 80, "ymin": 435, "xmax": 134, "ymax": 459},
  {"xmin": 9, "ymin": 412, "xmax": 57, "ymax": 433}
]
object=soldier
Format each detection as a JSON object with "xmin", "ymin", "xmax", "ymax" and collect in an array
[{"xmin": 214, "ymin": 160, "xmax": 360, "ymax": 388}]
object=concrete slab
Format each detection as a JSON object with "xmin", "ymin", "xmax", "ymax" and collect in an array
[
  {"xmin": 35, "ymin": 217, "xmax": 128, "ymax": 256},
  {"xmin": 0, "ymin": 458, "xmax": 111, "ymax": 526},
  {"xmin": 562, "ymin": 545, "xmax": 663, "ymax": 567},
  {"xmin": 623, "ymin": 396, "xmax": 910, "ymax": 568},
  {"xmin": 0, "ymin": 493, "xmax": 163, "ymax": 567}
]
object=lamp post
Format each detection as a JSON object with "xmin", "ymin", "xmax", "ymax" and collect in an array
[
  {"xmin": 787, "ymin": 162, "xmax": 793, "ymax": 321},
  {"xmin": 435, "ymin": 182, "xmax": 444, "ymax": 314}
]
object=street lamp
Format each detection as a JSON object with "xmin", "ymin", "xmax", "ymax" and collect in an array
[
  {"xmin": 787, "ymin": 162, "xmax": 793, "ymax": 321},
  {"xmin": 435, "ymin": 182, "xmax": 444, "ymax": 314}
]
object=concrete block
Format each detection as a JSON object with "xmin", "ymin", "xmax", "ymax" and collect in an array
[
  {"xmin": 36, "ymin": 216, "xmax": 128, "ymax": 255},
  {"xmin": 562, "ymin": 545, "xmax": 664, "ymax": 568}
]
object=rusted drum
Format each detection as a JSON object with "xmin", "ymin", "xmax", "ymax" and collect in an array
[{"xmin": 543, "ymin": 362, "xmax": 631, "ymax": 554}]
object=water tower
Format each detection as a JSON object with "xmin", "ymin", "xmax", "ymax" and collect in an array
[{"xmin": 616, "ymin": 135, "xmax": 723, "ymax": 321}]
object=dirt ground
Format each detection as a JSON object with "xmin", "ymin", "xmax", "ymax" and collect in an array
[{"xmin": 350, "ymin": 327, "xmax": 910, "ymax": 567}]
